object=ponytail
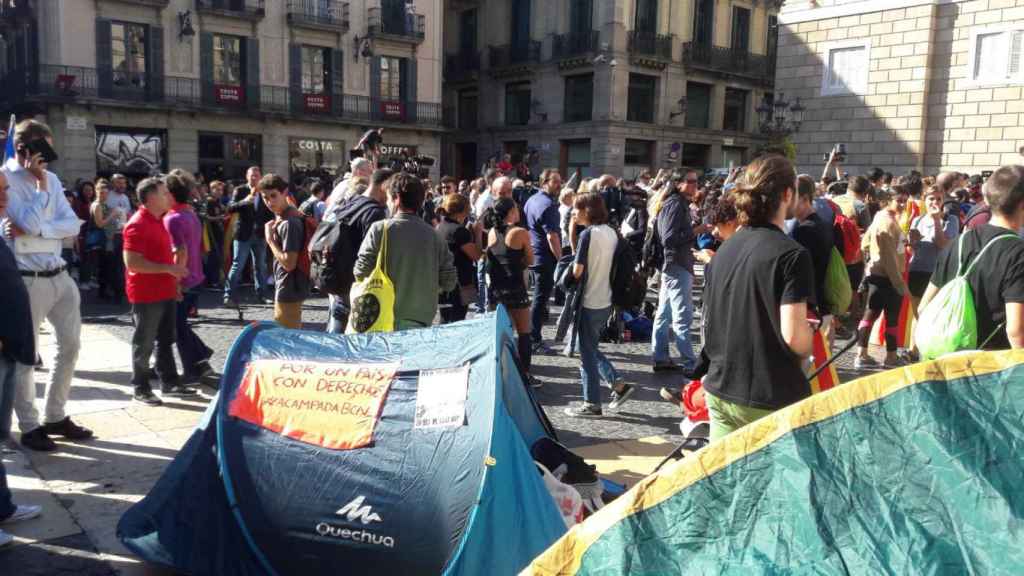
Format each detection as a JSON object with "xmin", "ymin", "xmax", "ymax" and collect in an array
[
  {"xmin": 483, "ymin": 197, "xmax": 516, "ymax": 233},
  {"xmin": 731, "ymin": 155, "xmax": 796, "ymax": 227}
]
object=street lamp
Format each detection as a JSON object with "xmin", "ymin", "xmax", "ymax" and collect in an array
[
  {"xmin": 669, "ymin": 97, "xmax": 687, "ymax": 122},
  {"xmin": 756, "ymin": 92, "xmax": 804, "ymax": 138}
]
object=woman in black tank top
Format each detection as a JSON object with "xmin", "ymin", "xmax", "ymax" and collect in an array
[{"xmin": 484, "ymin": 198, "xmax": 536, "ymax": 372}]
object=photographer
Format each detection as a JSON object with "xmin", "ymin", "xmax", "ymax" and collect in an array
[{"xmin": 1, "ymin": 119, "xmax": 93, "ymax": 452}]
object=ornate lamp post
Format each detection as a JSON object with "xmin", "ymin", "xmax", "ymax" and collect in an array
[{"xmin": 756, "ymin": 92, "xmax": 804, "ymax": 138}]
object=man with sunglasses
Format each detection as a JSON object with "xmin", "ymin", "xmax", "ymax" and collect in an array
[{"xmin": 650, "ymin": 169, "xmax": 703, "ymax": 374}]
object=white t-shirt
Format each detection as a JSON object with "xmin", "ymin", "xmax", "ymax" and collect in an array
[
  {"xmin": 575, "ymin": 224, "xmax": 618, "ymax": 310},
  {"xmin": 475, "ymin": 193, "xmax": 495, "ymax": 219}
]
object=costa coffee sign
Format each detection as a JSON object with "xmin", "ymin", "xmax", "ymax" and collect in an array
[
  {"xmin": 379, "ymin": 144, "xmax": 417, "ymax": 158},
  {"xmin": 380, "ymin": 100, "xmax": 405, "ymax": 121},
  {"xmin": 304, "ymin": 93, "xmax": 330, "ymax": 113},
  {"xmin": 215, "ymin": 85, "xmax": 244, "ymax": 105}
]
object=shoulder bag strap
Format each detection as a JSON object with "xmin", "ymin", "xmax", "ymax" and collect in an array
[
  {"xmin": 376, "ymin": 222, "xmax": 389, "ymax": 275},
  {"xmin": 960, "ymin": 233, "xmax": 1017, "ymax": 278}
]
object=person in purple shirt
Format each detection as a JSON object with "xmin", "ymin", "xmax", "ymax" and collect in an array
[
  {"xmin": 163, "ymin": 171, "xmax": 219, "ymax": 388},
  {"xmin": 522, "ymin": 169, "xmax": 564, "ymax": 352}
]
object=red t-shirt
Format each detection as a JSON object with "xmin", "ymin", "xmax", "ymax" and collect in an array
[{"xmin": 123, "ymin": 206, "xmax": 177, "ymax": 304}]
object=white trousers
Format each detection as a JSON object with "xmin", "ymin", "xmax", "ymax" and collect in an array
[{"xmin": 13, "ymin": 271, "xmax": 81, "ymax": 432}]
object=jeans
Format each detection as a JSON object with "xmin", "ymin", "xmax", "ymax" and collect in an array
[
  {"xmin": 529, "ymin": 261, "xmax": 556, "ymax": 342},
  {"xmin": 651, "ymin": 263, "xmax": 697, "ymax": 370},
  {"xmin": 131, "ymin": 299, "xmax": 179, "ymax": 392},
  {"xmin": 578, "ymin": 306, "xmax": 619, "ymax": 406},
  {"xmin": 326, "ymin": 294, "xmax": 349, "ymax": 334},
  {"xmin": 176, "ymin": 289, "xmax": 212, "ymax": 376},
  {"xmin": 0, "ymin": 358, "xmax": 13, "ymax": 520},
  {"xmin": 13, "ymin": 272, "xmax": 81, "ymax": 432},
  {"xmin": 224, "ymin": 237, "xmax": 269, "ymax": 300},
  {"xmin": 475, "ymin": 261, "xmax": 488, "ymax": 312}
]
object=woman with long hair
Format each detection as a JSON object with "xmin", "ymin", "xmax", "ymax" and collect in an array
[
  {"xmin": 437, "ymin": 194, "xmax": 482, "ymax": 323},
  {"xmin": 484, "ymin": 197, "xmax": 537, "ymax": 382},
  {"xmin": 563, "ymin": 193, "xmax": 635, "ymax": 418},
  {"xmin": 76, "ymin": 181, "xmax": 99, "ymax": 289}
]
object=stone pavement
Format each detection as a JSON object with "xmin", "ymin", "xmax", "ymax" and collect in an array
[{"xmin": 0, "ymin": 289, "xmax": 874, "ymax": 574}]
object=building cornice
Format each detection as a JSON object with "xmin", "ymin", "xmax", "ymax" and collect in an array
[{"xmin": 780, "ymin": 0, "xmax": 959, "ymax": 25}]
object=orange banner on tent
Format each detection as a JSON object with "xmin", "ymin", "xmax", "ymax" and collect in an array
[{"xmin": 228, "ymin": 360, "xmax": 398, "ymax": 450}]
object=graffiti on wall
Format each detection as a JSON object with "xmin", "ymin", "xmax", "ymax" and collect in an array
[{"xmin": 95, "ymin": 131, "xmax": 166, "ymax": 175}]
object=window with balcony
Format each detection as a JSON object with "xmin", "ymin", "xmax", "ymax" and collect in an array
[
  {"xmin": 510, "ymin": 0, "xmax": 531, "ymax": 51},
  {"xmin": 112, "ymin": 22, "xmax": 146, "ymax": 89},
  {"xmin": 564, "ymin": 74, "xmax": 593, "ymax": 123},
  {"xmin": 627, "ymin": 73, "xmax": 656, "ymax": 123},
  {"xmin": 723, "ymin": 88, "xmax": 748, "ymax": 132},
  {"xmin": 380, "ymin": 56, "xmax": 402, "ymax": 100},
  {"xmin": 634, "ymin": 0, "xmax": 657, "ymax": 34},
  {"xmin": 570, "ymin": 0, "xmax": 592, "ymax": 34},
  {"xmin": 459, "ymin": 90, "xmax": 478, "ymax": 130},
  {"xmin": 213, "ymin": 35, "xmax": 242, "ymax": 86},
  {"xmin": 686, "ymin": 82, "xmax": 711, "ymax": 129},
  {"xmin": 693, "ymin": 0, "xmax": 713, "ymax": 47},
  {"xmin": 301, "ymin": 46, "xmax": 327, "ymax": 94},
  {"xmin": 505, "ymin": 82, "xmax": 531, "ymax": 126},
  {"xmin": 731, "ymin": 6, "xmax": 750, "ymax": 53}
]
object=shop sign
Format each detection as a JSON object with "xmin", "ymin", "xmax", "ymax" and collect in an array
[
  {"xmin": 215, "ymin": 85, "xmax": 244, "ymax": 105},
  {"xmin": 380, "ymin": 100, "xmax": 405, "ymax": 121},
  {"xmin": 296, "ymin": 139, "xmax": 340, "ymax": 153},
  {"xmin": 304, "ymin": 93, "xmax": 331, "ymax": 113},
  {"xmin": 379, "ymin": 144, "xmax": 417, "ymax": 158}
]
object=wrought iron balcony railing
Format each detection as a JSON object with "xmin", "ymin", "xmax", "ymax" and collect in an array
[
  {"xmin": 552, "ymin": 30, "xmax": 599, "ymax": 61},
  {"xmin": 628, "ymin": 31, "xmax": 673, "ymax": 60},
  {"xmin": 682, "ymin": 42, "xmax": 775, "ymax": 85},
  {"xmin": 287, "ymin": 0, "xmax": 349, "ymax": 31},
  {"xmin": 195, "ymin": 0, "xmax": 265, "ymax": 19},
  {"xmin": 367, "ymin": 6, "xmax": 425, "ymax": 43},
  {"xmin": 488, "ymin": 42, "xmax": 541, "ymax": 69}
]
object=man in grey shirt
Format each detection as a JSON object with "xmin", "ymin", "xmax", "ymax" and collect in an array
[{"xmin": 354, "ymin": 172, "xmax": 456, "ymax": 330}]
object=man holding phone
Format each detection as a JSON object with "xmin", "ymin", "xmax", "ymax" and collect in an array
[{"xmin": 0, "ymin": 119, "xmax": 93, "ymax": 452}]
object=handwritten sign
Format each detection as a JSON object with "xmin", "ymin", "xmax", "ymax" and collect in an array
[
  {"xmin": 228, "ymin": 360, "xmax": 398, "ymax": 450},
  {"xmin": 414, "ymin": 365, "xmax": 470, "ymax": 429}
]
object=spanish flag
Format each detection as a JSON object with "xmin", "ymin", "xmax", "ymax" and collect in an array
[{"xmin": 808, "ymin": 329, "xmax": 839, "ymax": 393}]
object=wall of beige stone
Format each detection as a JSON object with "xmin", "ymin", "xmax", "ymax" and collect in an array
[{"xmin": 779, "ymin": 0, "xmax": 1024, "ymax": 176}]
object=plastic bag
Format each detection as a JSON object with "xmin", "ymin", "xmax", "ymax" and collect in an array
[
  {"xmin": 536, "ymin": 462, "xmax": 584, "ymax": 528},
  {"xmin": 824, "ymin": 247, "xmax": 852, "ymax": 316},
  {"xmin": 346, "ymin": 223, "xmax": 395, "ymax": 334}
]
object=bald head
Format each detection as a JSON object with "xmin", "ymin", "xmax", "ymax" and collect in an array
[
  {"xmin": 936, "ymin": 171, "xmax": 959, "ymax": 195},
  {"xmin": 491, "ymin": 176, "xmax": 512, "ymax": 199},
  {"xmin": 351, "ymin": 158, "xmax": 373, "ymax": 180},
  {"xmin": 984, "ymin": 164, "xmax": 1024, "ymax": 217}
]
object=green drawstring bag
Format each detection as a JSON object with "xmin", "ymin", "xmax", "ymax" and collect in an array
[
  {"xmin": 915, "ymin": 233, "xmax": 1017, "ymax": 360},
  {"xmin": 824, "ymin": 247, "xmax": 852, "ymax": 316}
]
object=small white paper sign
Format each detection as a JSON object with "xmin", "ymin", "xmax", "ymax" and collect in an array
[
  {"xmin": 66, "ymin": 116, "xmax": 87, "ymax": 131},
  {"xmin": 414, "ymin": 365, "xmax": 470, "ymax": 429}
]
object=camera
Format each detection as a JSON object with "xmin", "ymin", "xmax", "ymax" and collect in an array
[
  {"xmin": 823, "ymin": 143, "xmax": 846, "ymax": 163},
  {"xmin": 389, "ymin": 153, "xmax": 434, "ymax": 179}
]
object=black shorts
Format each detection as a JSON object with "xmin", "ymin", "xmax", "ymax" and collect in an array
[
  {"xmin": 907, "ymin": 271, "xmax": 931, "ymax": 299},
  {"xmin": 862, "ymin": 275, "xmax": 902, "ymax": 321},
  {"xmin": 846, "ymin": 262, "xmax": 865, "ymax": 294},
  {"xmin": 489, "ymin": 286, "xmax": 530, "ymax": 310}
]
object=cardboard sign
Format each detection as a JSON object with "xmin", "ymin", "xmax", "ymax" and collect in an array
[
  {"xmin": 228, "ymin": 360, "xmax": 398, "ymax": 450},
  {"xmin": 414, "ymin": 365, "xmax": 470, "ymax": 429}
]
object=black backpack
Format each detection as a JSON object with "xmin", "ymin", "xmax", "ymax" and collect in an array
[
  {"xmin": 308, "ymin": 202, "xmax": 375, "ymax": 296},
  {"xmin": 642, "ymin": 223, "xmax": 664, "ymax": 274},
  {"xmin": 611, "ymin": 232, "xmax": 646, "ymax": 309}
]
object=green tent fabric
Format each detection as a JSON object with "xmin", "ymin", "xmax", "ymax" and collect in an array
[{"xmin": 526, "ymin": 351, "xmax": 1024, "ymax": 575}]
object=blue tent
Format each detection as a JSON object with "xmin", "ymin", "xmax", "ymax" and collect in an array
[{"xmin": 118, "ymin": 309, "xmax": 567, "ymax": 575}]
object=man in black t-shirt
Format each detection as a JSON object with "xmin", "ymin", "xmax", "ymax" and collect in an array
[
  {"xmin": 703, "ymin": 156, "xmax": 815, "ymax": 441},
  {"xmin": 792, "ymin": 174, "xmax": 834, "ymax": 319},
  {"xmin": 923, "ymin": 164, "xmax": 1024, "ymax": 350},
  {"xmin": 259, "ymin": 174, "xmax": 310, "ymax": 330}
]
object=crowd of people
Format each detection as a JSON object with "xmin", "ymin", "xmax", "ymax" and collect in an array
[{"xmin": 2, "ymin": 116, "xmax": 1024, "ymax": 546}]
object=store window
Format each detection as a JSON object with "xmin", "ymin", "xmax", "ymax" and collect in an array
[
  {"xmin": 290, "ymin": 138, "xmax": 345, "ymax": 185},
  {"xmin": 111, "ymin": 22, "xmax": 146, "ymax": 88},
  {"xmin": 624, "ymin": 139, "xmax": 653, "ymax": 167},
  {"xmin": 95, "ymin": 128, "xmax": 166, "ymax": 178}
]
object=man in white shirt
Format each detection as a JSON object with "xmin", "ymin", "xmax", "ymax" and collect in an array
[
  {"xmin": 327, "ymin": 158, "xmax": 373, "ymax": 208},
  {"xmin": 0, "ymin": 120, "xmax": 93, "ymax": 452},
  {"xmin": 104, "ymin": 173, "xmax": 132, "ymax": 302}
]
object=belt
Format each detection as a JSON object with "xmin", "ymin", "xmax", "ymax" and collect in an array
[{"xmin": 20, "ymin": 266, "xmax": 67, "ymax": 278}]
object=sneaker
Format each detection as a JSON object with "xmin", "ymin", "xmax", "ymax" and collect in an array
[
  {"xmin": 659, "ymin": 386, "xmax": 682, "ymax": 404},
  {"xmin": 0, "ymin": 504, "xmax": 42, "ymax": 524},
  {"xmin": 160, "ymin": 384, "xmax": 198, "ymax": 397},
  {"xmin": 19, "ymin": 428, "xmax": 56, "ymax": 452},
  {"xmin": 133, "ymin": 390, "xmax": 163, "ymax": 406},
  {"xmin": 608, "ymin": 384, "xmax": 636, "ymax": 410},
  {"xmin": 186, "ymin": 362, "xmax": 221, "ymax": 389},
  {"xmin": 222, "ymin": 298, "xmax": 239, "ymax": 310},
  {"xmin": 41, "ymin": 417, "xmax": 93, "ymax": 441},
  {"xmin": 563, "ymin": 403, "xmax": 603, "ymax": 418},
  {"xmin": 652, "ymin": 362, "xmax": 682, "ymax": 373},
  {"xmin": 0, "ymin": 530, "xmax": 12, "ymax": 548},
  {"xmin": 883, "ymin": 356, "xmax": 910, "ymax": 369},
  {"xmin": 527, "ymin": 375, "xmax": 543, "ymax": 389},
  {"xmin": 853, "ymin": 356, "xmax": 880, "ymax": 370}
]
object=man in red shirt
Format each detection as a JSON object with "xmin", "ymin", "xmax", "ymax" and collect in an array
[{"xmin": 122, "ymin": 178, "xmax": 193, "ymax": 405}]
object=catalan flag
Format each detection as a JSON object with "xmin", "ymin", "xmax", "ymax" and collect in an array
[{"xmin": 808, "ymin": 328, "xmax": 839, "ymax": 394}]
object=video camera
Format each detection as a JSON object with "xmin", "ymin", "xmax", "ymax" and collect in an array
[
  {"xmin": 823, "ymin": 143, "xmax": 847, "ymax": 163},
  {"xmin": 390, "ymin": 153, "xmax": 435, "ymax": 179}
]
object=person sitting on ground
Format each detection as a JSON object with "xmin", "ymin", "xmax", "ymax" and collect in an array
[
  {"xmin": 922, "ymin": 165, "xmax": 1024, "ymax": 351},
  {"xmin": 563, "ymin": 193, "xmax": 636, "ymax": 418},
  {"xmin": 354, "ymin": 173, "xmax": 457, "ymax": 330},
  {"xmin": 259, "ymin": 174, "xmax": 311, "ymax": 330}
]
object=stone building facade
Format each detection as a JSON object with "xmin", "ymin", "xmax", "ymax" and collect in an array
[
  {"xmin": 440, "ymin": 0, "xmax": 780, "ymax": 180},
  {"xmin": 0, "ymin": 0, "xmax": 445, "ymax": 186},
  {"xmin": 777, "ymin": 0, "xmax": 1024, "ymax": 177}
]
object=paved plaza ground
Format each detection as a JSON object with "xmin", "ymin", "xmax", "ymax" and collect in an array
[{"xmin": 0, "ymin": 290, "xmax": 873, "ymax": 575}]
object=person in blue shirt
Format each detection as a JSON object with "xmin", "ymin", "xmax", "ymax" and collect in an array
[{"xmin": 522, "ymin": 169, "xmax": 564, "ymax": 353}]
